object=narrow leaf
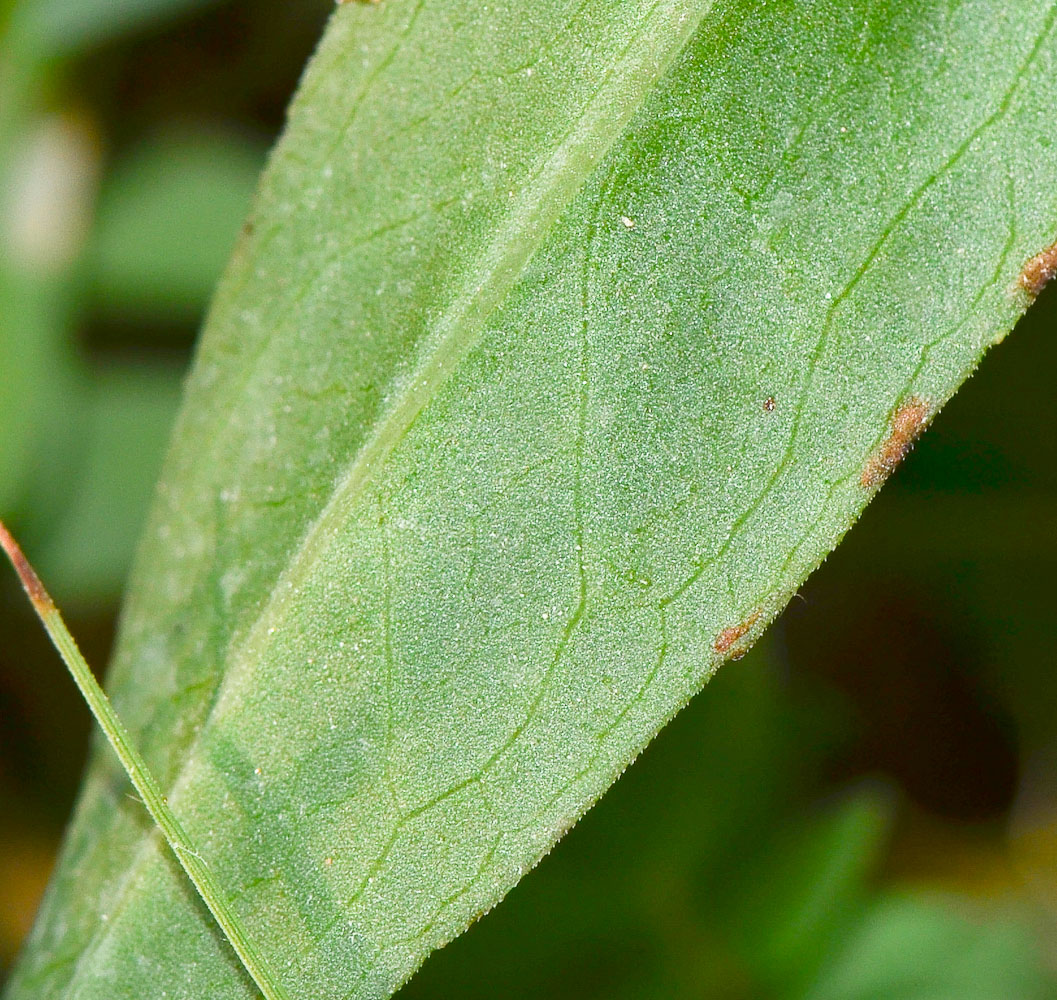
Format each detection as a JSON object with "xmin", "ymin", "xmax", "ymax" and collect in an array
[{"xmin": 0, "ymin": 523, "xmax": 288, "ymax": 1000}]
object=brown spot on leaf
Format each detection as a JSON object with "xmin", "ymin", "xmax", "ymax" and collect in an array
[
  {"xmin": 713, "ymin": 609, "xmax": 762, "ymax": 657},
  {"xmin": 1018, "ymin": 240, "xmax": 1057, "ymax": 299},
  {"xmin": 860, "ymin": 397, "xmax": 931, "ymax": 489}
]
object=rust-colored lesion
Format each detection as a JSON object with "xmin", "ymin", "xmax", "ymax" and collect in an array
[
  {"xmin": 0, "ymin": 520, "xmax": 55, "ymax": 612},
  {"xmin": 860, "ymin": 396, "xmax": 931, "ymax": 490},
  {"xmin": 1018, "ymin": 240, "xmax": 1057, "ymax": 299},
  {"xmin": 713, "ymin": 608, "xmax": 762, "ymax": 658}
]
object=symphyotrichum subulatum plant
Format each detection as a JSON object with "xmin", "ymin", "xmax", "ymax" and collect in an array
[{"xmin": 2, "ymin": 1, "xmax": 1056, "ymax": 998}]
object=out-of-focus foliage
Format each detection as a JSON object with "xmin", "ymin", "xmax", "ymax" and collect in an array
[
  {"xmin": 20, "ymin": 0, "xmax": 222, "ymax": 55},
  {"xmin": 0, "ymin": 0, "xmax": 1055, "ymax": 997},
  {"xmin": 32, "ymin": 364, "xmax": 185, "ymax": 598},
  {"xmin": 85, "ymin": 132, "xmax": 264, "ymax": 322},
  {"xmin": 0, "ymin": 0, "xmax": 275, "ymax": 605}
]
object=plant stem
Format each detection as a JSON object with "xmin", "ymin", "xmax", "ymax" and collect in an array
[{"xmin": 0, "ymin": 520, "xmax": 289, "ymax": 1000}]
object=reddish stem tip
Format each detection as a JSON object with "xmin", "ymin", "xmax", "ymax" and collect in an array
[{"xmin": 0, "ymin": 520, "xmax": 55, "ymax": 612}]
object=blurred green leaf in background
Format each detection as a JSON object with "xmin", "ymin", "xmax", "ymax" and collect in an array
[
  {"xmin": 1, "ymin": 0, "xmax": 1056, "ymax": 996},
  {"xmin": 21, "ymin": 0, "xmax": 224, "ymax": 55}
]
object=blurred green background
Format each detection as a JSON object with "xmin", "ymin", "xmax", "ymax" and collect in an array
[{"xmin": 1, "ymin": 1, "xmax": 1055, "ymax": 996}]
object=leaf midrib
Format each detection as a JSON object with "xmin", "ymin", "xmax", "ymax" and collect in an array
[{"xmin": 63, "ymin": 0, "xmax": 720, "ymax": 990}]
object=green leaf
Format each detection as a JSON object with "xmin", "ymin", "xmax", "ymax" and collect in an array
[
  {"xmin": 84, "ymin": 133, "xmax": 267, "ymax": 323},
  {"xmin": 32, "ymin": 364, "xmax": 184, "ymax": 605},
  {"xmin": 0, "ymin": 272, "xmax": 83, "ymax": 523},
  {"xmin": 805, "ymin": 896, "xmax": 1054, "ymax": 1000},
  {"xmin": 16, "ymin": 0, "xmax": 225, "ymax": 55},
  {"xmin": 7, "ymin": 1, "xmax": 1057, "ymax": 998},
  {"xmin": 0, "ymin": 272, "xmax": 62, "ymax": 515},
  {"xmin": 724, "ymin": 790, "xmax": 891, "ymax": 993}
]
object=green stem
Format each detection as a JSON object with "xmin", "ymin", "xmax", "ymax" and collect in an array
[{"xmin": 0, "ymin": 520, "xmax": 289, "ymax": 1000}]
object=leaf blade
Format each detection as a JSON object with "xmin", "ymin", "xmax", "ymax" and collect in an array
[{"xmin": 8, "ymin": 2, "xmax": 1057, "ymax": 998}]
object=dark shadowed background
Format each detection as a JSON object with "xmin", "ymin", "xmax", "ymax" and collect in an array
[{"xmin": 1, "ymin": 1, "xmax": 1055, "ymax": 995}]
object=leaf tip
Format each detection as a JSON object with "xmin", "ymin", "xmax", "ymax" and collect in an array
[{"xmin": 0, "ymin": 519, "xmax": 55, "ymax": 614}]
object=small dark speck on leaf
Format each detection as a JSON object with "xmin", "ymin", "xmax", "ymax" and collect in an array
[
  {"xmin": 1018, "ymin": 240, "xmax": 1057, "ymax": 299},
  {"xmin": 713, "ymin": 609, "xmax": 762, "ymax": 658},
  {"xmin": 763, "ymin": 396, "xmax": 776, "ymax": 412},
  {"xmin": 860, "ymin": 396, "xmax": 931, "ymax": 489}
]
